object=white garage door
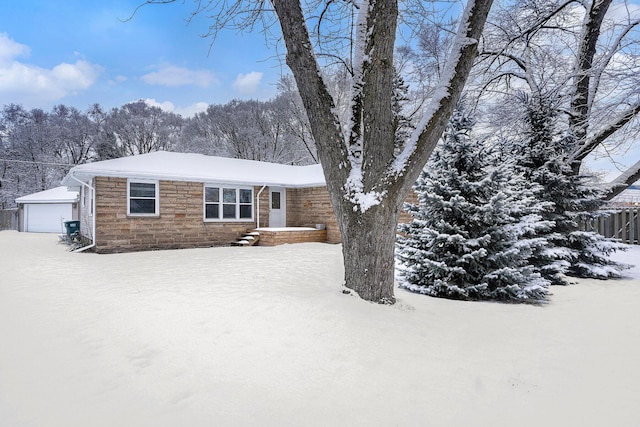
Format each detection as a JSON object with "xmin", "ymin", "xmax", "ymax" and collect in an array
[{"xmin": 24, "ymin": 203, "xmax": 73, "ymax": 233}]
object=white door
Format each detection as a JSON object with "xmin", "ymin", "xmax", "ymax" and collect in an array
[
  {"xmin": 25, "ymin": 203, "xmax": 72, "ymax": 233},
  {"xmin": 269, "ymin": 187, "xmax": 286, "ymax": 228}
]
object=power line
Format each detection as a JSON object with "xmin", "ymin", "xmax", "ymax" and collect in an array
[{"xmin": 0, "ymin": 158, "xmax": 73, "ymax": 167}]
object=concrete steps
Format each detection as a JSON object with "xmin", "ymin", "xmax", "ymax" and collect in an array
[{"xmin": 232, "ymin": 231, "xmax": 260, "ymax": 246}]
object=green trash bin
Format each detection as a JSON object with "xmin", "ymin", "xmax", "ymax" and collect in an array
[{"xmin": 64, "ymin": 220, "xmax": 80, "ymax": 237}]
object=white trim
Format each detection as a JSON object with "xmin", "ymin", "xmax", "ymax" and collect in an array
[
  {"xmin": 203, "ymin": 184, "xmax": 254, "ymax": 222},
  {"xmin": 127, "ymin": 179, "xmax": 159, "ymax": 217},
  {"xmin": 66, "ymin": 172, "xmax": 96, "ymax": 253}
]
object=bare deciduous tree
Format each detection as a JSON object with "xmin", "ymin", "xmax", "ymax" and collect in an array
[
  {"xmin": 176, "ymin": 96, "xmax": 317, "ymax": 165},
  {"xmin": 476, "ymin": 0, "xmax": 640, "ymax": 192},
  {"xmin": 50, "ymin": 104, "xmax": 101, "ymax": 166},
  {"xmin": 97, "ymin": 100, "xmax": 183, "ymax": 159},
  {"xmin": 0, "ymin": 104, "xmax": 68, "ymax": 206}
]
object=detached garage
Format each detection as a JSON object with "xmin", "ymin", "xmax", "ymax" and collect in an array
[{"xmin": 16, "ymin": 187, "xmax": 79, "ymax": 233}]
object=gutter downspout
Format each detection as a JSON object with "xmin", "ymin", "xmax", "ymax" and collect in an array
[
  {"xmin": 68, "ymin": 172, "xmax": 96, "ymax": 253},
  {"xmin": 256, "ymin": 185, "xmax": 267, "ymax": 228}
]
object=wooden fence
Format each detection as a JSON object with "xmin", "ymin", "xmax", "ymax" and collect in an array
[
  {"xmin": 0, "ymin": 209, "xmax": 18, "ymax": 231},
  {"xmin": 582, "ymin": 209, "xmax": 640, "ymax": 245}
]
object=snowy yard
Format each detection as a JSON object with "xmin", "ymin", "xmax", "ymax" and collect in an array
[{"xmin": 1, "ymin": 231, "xmax": 640, "ymax": 427}]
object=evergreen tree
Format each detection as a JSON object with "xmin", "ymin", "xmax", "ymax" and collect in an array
[
  {"xmin": 516, "ymin": 96, "xmax": 629, "ymax": 282},
  {"xmin": 396, "ymin": 107, "xmax": 551, "ymax": 303},
  {"xmin": 392, "ymin": 69, "xmax": 414, "ymax": 156}
]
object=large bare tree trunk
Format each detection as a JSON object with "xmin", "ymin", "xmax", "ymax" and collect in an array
[
  {"xmin": 272, "ymin": 0, "xmax": 493, "ymax": 303},
  {"xmin": 340, "ymin": 203, "xmax": 400, "ymax": 303}
]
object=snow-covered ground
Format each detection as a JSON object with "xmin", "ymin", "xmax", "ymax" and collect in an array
[{"xmin": 1, "ymin": 231, "xmax": 639, "ymax": 427}]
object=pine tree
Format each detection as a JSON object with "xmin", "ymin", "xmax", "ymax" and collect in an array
[
  {"xmin": 516, "ymin": 96, "xmax": 629, "ymax": 282},
  {"xmin": 396, "ymin": 107, "xmax": 551, "ymax": 303},
  {"xmin": 392, "ymin": 69, "xmax": 414, "ymax": 156}
]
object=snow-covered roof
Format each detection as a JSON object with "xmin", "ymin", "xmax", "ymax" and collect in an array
[
  {"xmin": 15, "ymin": 186, "xmax": 79, "ymax": 204},
  {"xmin": 61, "ymin": 151, "xmax": 327, "ymax": 188}
]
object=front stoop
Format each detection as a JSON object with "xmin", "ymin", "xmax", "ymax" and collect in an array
[
  {"xmin": 232, "ymin": 231, "xmax": 261, "ymax": 246},
  {"xmin": 252, "ymin": 228, "xmax": 327, "ymax": 246}
]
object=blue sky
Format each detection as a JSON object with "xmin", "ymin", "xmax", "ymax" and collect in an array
[
  {"xmin": 0, "ymin": 0, "xmax": 283, "ymax": 116},
  {"xmin": 1, "ymin": 0, "xmax": 637, "ymax": 180}
]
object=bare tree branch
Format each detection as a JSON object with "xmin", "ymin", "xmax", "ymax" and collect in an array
[
  {"xmin": 569, "ymin": 0, "xmax": 613, "ymax": 146},
  {"xmin": 589, "ymin": 17, "xmax": 640, "ymax": 110},
  {"xmin": 603, "ymin": 158, "xmax": 640, "ymax": 200},
  {"xmin": 571, "ymin": 100, "xmax": 640, "ymax": 163},
  {"xmin": 392, "ymin": 0, "xmax": 494, "ymax": 195}
]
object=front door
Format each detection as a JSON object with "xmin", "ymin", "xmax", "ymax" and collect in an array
[{"xmin": 269, "ymin": 187, "xmax": 286, "ymax": 227}]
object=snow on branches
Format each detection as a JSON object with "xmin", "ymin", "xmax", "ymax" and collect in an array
[{"xmin": 396, "ymin": 107, "xmax": 551, "ymax": 304}]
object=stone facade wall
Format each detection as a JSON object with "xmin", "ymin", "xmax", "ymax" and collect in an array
[
  {"xmin": 87, "ymin": 177, "xmax": 417, "ymax": 253},
  {"xmin": 257, "ymin": 229, "xmax": 328, "ymax": 246},
  {"xmin": 286, "ymin": 186, "xmax": 417, "ymax": 244},
  {"xmin": 287, "ymin": 187, "xmax": 341, "ymax": 243},
  {"xmin": 255, "ymin": 186, "xmax": 270, "ymax": 229},
  {"xmin": 93, "ymin": 177, "xmax": 257, "ymax": 253}
]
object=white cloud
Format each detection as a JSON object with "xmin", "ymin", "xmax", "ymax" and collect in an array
[
  {"xmin": 232, "ymin": 71, "xmax": 263, "ymax": 94},
  {"xmin": 0, "ymin": 33, "xmax": 29, "ymax": 63},
  {"xmin": 176, "ymin": 102, "xmax": 209, "ymax": 117},
  {"xmin": 143, "ymin": 98, "xmax": 209, "ymax": 118},
  {"xmin": 141, "ymin": 65, "xmax": 217, "ymax": 87},
  {"xmin": 0, "ymin": 33, "xmax": 102, "ymax": 107},
  {"xmin": 143, "ymin": 98, "xmax": 176, "ymax": 112},
  {"xmin": 108, "ymin": 75, "xmax": 128, "ymax": 86}
]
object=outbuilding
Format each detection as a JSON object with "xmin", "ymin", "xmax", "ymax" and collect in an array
[{"xmin": 16, "ymin": 187, "xmax": 80, "ymax": 233}]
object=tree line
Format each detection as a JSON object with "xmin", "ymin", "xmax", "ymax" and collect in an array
[{"xmin": 0, "ymin": 76, "xmax": 317, "ymax": 209}]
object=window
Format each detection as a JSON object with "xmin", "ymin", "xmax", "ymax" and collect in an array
[
  {"xmin": 239, "ymin": 189, "xmax": 252, "ymax": 219},
  {"xmin": 204, "ymin": 187, "xmax": 219, "ymax": 219},
  {"xmin": 271, "ymin": 191, "xmax": 281, "ymax": 209},
  {"xmin": 205, "ymin": 185, "xmax": 253, "ymax": 221},
  {"xmin": 83, "ymin": 179, "xmax": 95, "ymax": 215},
  {"xmin": 223, "ymin": 188, "xmax": 236, "ymax": 219},
  {"xmin": 128, "ymin": 180, "xmax": 158, "ymax": 216}
]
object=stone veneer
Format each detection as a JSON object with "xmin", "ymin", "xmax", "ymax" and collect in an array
[
  {"xmin": 286, "ymin": 186, "xmax": 417, "ymax": 244},
  {"xmin": 93, "ymin": 177, "xmax": 259, "ymax": 253},
  {"xmin": 84, "ymin": 177, "xmax": 415, "ymax": 253},
  {"xmin": 286, "ymin": 187, "xmax": 341, "ymax": 243}
]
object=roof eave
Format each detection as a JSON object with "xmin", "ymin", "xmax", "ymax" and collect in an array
[
  {"xmin": 16, "ymin": 198, "xmax": 79, "ymax": 204},
  {"xmin": 62, "ymin": 169, "xmax": 327, "ymax": 189}
]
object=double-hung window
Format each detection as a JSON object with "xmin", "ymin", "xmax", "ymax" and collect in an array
[
  {"xmin": 204, "ymin": 185, "xmax": 253, "ymax": 221},
  {"xmin": 128, "ymin": 180, "xmax": 159, "ymax": 216}
]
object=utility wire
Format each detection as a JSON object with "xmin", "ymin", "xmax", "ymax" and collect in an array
[{"xmin": 0, "ymin": 158, "xmax": 73, "ymax": 167}]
